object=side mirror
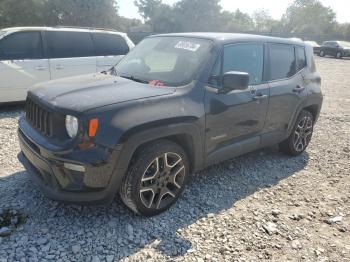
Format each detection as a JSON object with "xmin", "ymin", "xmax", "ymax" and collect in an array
[{"xmin": 220, "ymin": 71, "xmax": 249, "ymax": 93}]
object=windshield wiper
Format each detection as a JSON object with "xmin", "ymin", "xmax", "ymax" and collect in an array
[{"xmin": 120, "ymin": 75, "xmax": 149, "ymax": 84}]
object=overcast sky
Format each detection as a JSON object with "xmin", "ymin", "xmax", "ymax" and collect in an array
[{"xmin": 118, "ymin": 0, "xmax": 350, "ymax": 23}]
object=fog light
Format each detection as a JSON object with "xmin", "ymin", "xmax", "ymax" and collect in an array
[{"xmin": 64, "ymin": 163, "xmax": 86, "ymax": 172}]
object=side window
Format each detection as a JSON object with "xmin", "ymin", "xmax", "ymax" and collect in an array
[
  {"xmin": 92, "ymin": 33, "xmax": 129, "ymax": 56},
  {"xmin": 0, "ymin": 31, "xmax": 43, "ymax": 60},
  {"xmin": 46, "ymin": 31, "xmax": 95, "ymax": 58},
  {"xmin": 268, "ymin": 44, "xmax": 296, "ymax": 80},
  {"xmin": 296, "ymin": 46, "xmax": 307, "ymax": 71},
  {"xmin": 223, "ymin": 43, "xmax": 264, "ymax": 85}
]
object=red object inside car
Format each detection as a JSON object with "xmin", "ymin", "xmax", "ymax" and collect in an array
[{"xmin": 149, "ymin": 80, "xmax": 166, "ymax": 86}]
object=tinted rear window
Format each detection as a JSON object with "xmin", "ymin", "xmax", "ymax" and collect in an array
[
  {"xmin": 92, "ymin": 33, "xmax": 129, "ymax": 56},
  {"xmin": 296, "ymin": 46, "xmax": 307, "ymax": 71},
  {"xmin": 0, "ymin": 31, "xmax": 43, "ymax": 60},
  {"xmin": 46, "ymin": 31, "xmax": 95, "ymax": 58},
  {"xmin": 268, "ymin": 44, "xmax": 296, "ymax": 81}
]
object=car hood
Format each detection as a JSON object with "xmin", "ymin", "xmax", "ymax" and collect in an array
[{"xmin": 29, "ymin": 73, "xmax": 176, "ymax": 113}]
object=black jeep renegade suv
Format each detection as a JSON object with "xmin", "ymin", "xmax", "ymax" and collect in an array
[{"xmin": 18, "ymin": 33, "xmax": 323, "ymax": 216}]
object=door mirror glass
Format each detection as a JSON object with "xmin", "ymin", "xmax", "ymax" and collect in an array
[{"xmin": 221, "ymin": 71, "xmax": 249, "ymax": 93}]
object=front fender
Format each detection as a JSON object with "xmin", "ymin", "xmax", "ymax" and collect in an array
[{"xmin": 115, "ymin": 121, "xmax": 205, "ymax": 173}]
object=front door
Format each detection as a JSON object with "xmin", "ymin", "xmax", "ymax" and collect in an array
[
  {"xmin": 205, "ymin": 43, "xmax": 269, "ymax": 164},
  {"xmin": 0, "ymin": 31, "xmax": 50, "ymax": 102}
]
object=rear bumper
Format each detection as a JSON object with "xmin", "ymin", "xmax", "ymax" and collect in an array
[{"xmin": 18, "ymin": 119, "xmax": 127, "ymax": 204}]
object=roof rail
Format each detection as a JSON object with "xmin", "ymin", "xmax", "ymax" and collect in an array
[{"xmin": 53, "ymin": 26, "xmax": 121, "ymax": 32}]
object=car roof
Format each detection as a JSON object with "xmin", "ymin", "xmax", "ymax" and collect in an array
[
  {"xmin": 0, "ymin": 26, "xmax": 126, "ymax": 35},
  {"xmin": 149, "ymin": 32, "xmax": 305, "ymax": 46}
]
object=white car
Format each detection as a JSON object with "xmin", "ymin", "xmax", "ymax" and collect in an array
[{"xmin": 0, "ymin": 27, "xmax": 134, "ymax": 103}]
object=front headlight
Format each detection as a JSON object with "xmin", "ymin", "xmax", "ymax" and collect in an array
[{"xmin": 65, "ymin": 115, "xmax": 79, "ymax": 138}]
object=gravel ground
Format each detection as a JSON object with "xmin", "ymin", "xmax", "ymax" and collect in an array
[{"xmin": 0, "ymin": 57, "xmax": 349, "ymax": 262}]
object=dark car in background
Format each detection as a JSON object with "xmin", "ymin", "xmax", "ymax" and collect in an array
[
  {"xmin": 18, "ymin": 33, "xmax": 323, "ymax": 216},
  {"xmin": 319, "ymin": 41, "xmax": 350, "ymax": 58},
  {"xmin": 305, "ymin": 41, "xmax": 321, "ymax": 54}
]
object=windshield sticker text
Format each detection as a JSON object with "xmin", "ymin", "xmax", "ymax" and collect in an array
[{"xmin": 175, "ymin": 41, "xmax": 201, "ymax": 52}]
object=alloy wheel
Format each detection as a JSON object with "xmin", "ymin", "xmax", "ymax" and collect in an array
[
  {"xmin": 293, "ymin": 116, "xmax": 313, "ymax": 152},
  {"xmin": 139, "ymin": 152, "xmax": 186, "ymax": 209}
]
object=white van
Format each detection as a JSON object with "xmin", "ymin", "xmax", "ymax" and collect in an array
[{"xmin": 0, "ymin": 27, "xmax": 135, "ymax": 103}]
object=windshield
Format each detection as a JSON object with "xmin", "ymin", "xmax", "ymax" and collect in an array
[
  {"xmin": 114, "ymin": 37, "xmax": 212, "ymax": 87},
  {"xmin": 338, "ymin": 41, "xmax": 350, "ymax": 47}
]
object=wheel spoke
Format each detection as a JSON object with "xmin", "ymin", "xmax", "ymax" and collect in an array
[
  {"xmin": 300, "ymin": 117, "xmax": 307, "ymax": 128},
  {"xmin": 304, "ymin": 130, "xmax": 313, "ymax": 138},
  {"xmin": 164, "ymin": 152, "xmax": 182, "ymax": 168},
  {"xmin": 297, "ymin": 140, "xmax": 304, "ymax": 151},
  {"xmin": 141, "ymin": 157, "xmax": 159, "ymax": 182},
  {"xmin": 156, "ymin": 187, "xmax": 176, "ymax": 209},
  {"xmin": 170, "ymin": 165, "xmax": 185, "ymax": 189},
  {"xmin": 140, "ymin": 186, "xmax": 156, "ymax": 208}
]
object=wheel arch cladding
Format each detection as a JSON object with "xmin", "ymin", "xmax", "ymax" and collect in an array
[
  {"xmin": 303, "ymin": 104, "xmax": 319, "ymax": 121},
  {"xmin": 116, "ymin": 122, "xmax": 204, "ymax": 174}
]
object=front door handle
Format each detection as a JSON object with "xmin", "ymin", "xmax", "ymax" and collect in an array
[
  {"xmin": 253, "ymin": 94, "xmax": 268, "ymax": 101},
  {"xmin": 293, "ymin": 85, "xmax": 306, "ymax": 93},
  {"xmin": 55, "ymin": 64, "xmax": 64, "ymax": 70}
]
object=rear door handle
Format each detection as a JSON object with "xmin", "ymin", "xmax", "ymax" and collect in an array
[
  {"xmin": 293, "ymin": 85, "xmax": 306, "ymax": 93},
  {"xmin": 35, "ymin": 66, "xmax": 47, "ymax": 71}
]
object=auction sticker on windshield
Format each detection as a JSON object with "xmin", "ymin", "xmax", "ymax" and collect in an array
[{"xmin": 175, "ymin": 41, "xmax": 201, "ymax": 52}]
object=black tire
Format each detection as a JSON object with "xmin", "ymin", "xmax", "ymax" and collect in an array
[
  {"xmin": 279, "ymin": 110, "xmax": 314, "ymax": 156},
  {"xmin": 319, "ymin": 50, "xmax": 325, "ymax": 57},
  {"xmin": 120, "ymin": 139, "xmax": 189, "ymax": 216},
  {"xmin": 336, "ymin": 51, "xmax": 343, "ymax": 59}
]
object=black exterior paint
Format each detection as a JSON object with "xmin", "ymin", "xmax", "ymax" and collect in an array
[
  {"xmin": 18, "ymin": 33, "xmax": 323, "ymax": 204},
  {"xmin": 319, "ymin": 41, "xmax": 350, "ymax": 58}
]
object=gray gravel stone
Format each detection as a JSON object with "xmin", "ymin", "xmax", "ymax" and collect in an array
[
  {"xmin": 91, "ymin": 256, "xmax": 100, "ymax": 262},
  {"xmin": 106, "ymin": 255, "xmax": 114, "ymax": 262},
  {"xmin": 0, "ymin": 227, "xmax": 12, "ymax": 237},
  {"xmin": 262, "ymin": 222, "xmax": 278, "ymax": 235},
  {"xmin": 72, "ymin": 245, "xmax": 81, "ymax": 254}
]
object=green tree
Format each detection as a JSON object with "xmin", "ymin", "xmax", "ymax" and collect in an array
[
  {"xmin": 173, "ymin": 0, "xmax": 222, "ymax": 32},
  {"xmin": 42, "ymin": 0, "xmax": 119, "ymax": 28},
  {"xmin": 221, "ymin": 9, "xmax": 254, "ymax": 32},
  {"xmin": 134, "ymin": 0, "xmax": 178, "ymax": 32},
  {"xmin": 252, "ymin": 9, "xmax": 281, "ymax": 33},
  {"xmin": 282, "ymin": 0, "xmax": 337, "ymax": 35},
  {"xmin": 0, "ymin": 0, "xmax": 45, "ymax": 27}
]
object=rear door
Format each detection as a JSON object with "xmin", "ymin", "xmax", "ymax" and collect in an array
[
  {"xmin": 0, "ymin": 31, "xmax": 50, "ymax": 103},
  {"xmin": 205, "ymin": 43, "xmax": 269, "ymax": 163},
  {"xmin": 45, "ymin": 31, "xmax": 96, "ymax": 80},
  {"xmin": 92, "ymin": 33, "xmax": 130, "ymax": 71},
  {"xmin": 262, "ymin": 43, "xmax": 308, "ymax": 145}
]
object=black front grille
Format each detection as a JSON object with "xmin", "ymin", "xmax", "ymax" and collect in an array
[{"xmin": 26, "ymin": 98, "xmax": 52, "ymax": 137}]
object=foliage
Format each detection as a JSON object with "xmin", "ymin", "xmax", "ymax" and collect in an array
[
  {"xmin": 0, "ymin": 0, "xmax": 45, "ymax": 26},
  {"xmin": 282, "ymin": 0, "xmax": 337, "ymax": 35},
  {"xmin": 0, "ymin": 0, "xmax": 140, "ymax": 31},
  {"xmin": 0, "ymin": 0, "xmax": 349, "ymax": 40}
]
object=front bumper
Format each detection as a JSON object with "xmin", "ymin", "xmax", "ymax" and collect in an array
[{"xmin": 18, "ymin": 118, "xmax": 126, "ymax": 204}]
